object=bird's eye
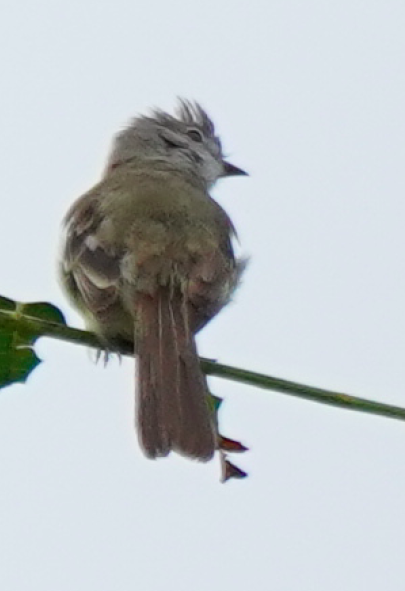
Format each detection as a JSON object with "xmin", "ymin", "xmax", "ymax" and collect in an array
[{"xmin": 187, "ymin": 128, "xmax": 203, "ymax": 142}]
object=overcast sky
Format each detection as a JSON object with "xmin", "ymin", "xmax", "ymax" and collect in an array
[{"xmin": 1, "ymin": 1, "xmax": 405, "ymax": 590}]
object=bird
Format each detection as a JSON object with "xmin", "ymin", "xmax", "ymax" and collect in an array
[{"xmin": 59, "ymin": 99, "xmax": 247, "ymax": 462}]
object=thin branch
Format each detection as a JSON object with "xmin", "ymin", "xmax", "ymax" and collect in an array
[
  {"xmin": 201, "ymin": 361, "xmax": 405, "ymax": 422},
  {"xmin": 2, "ymin": 309, "xmax": 405, "ymax": 424}
]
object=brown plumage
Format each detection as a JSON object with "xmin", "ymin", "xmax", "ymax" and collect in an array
[
  {"xmin": 59, "ymin": 100, "xmax": 247, "ymax": 461},
  {"xmin": 136, "ymin": 288, "xmax": 215, "ymax": 459}
]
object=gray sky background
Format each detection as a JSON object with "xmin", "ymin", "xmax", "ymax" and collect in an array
[{"xmin": 1, "ymin": 1, "xmax": 405, "ymax": 590}]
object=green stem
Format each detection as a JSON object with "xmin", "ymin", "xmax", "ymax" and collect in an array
[
  {"xmin": 2, "ymin": 309, "xmax": 405, "ymax": 424},
  {"xmin": 201, "ymin": 360, "xmax": 405, "ymax": 422}
]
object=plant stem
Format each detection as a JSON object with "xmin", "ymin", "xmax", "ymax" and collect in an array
[{"xmin": 2, "ymin": 309, "xmax": 405, "ymax": 424}]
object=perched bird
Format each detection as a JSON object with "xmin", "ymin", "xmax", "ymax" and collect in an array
[{"xmin": 59, "ymin": 100, "xmax": 247, "ymax": 461}]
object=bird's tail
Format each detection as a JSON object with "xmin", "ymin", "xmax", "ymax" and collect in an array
[{"xmin": 135, "ymin": 287, "xmax": 216, "ymax": 461}]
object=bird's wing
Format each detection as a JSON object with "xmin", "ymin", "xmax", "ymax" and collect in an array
[{"xmin": 60, "ymin": 190, "xmax": 122, "ymax": 320}]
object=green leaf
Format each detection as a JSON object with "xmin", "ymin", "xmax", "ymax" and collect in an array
[
  {"xmin": 0, "ymin": 322, "xmax": 41, "ymax": 388},
  {"xmin": 0, "ymin": 298, "xmax": 66, "ymax": 390},
  {"xmin": 21, "ymin": 302, "xmax": 67, "ymax": 326},
  {"xmin": 210, "ymin": 394, "xmax": 223, "ymax": 413},
  {"xmin": 0, "ymin": 296, "xmax": 16, "ymax": 311}
]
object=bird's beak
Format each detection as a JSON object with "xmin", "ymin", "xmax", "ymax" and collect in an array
[{"xmin": 221, "ymin": 160, "xmax": 248, "ymax": 177}]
